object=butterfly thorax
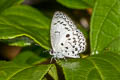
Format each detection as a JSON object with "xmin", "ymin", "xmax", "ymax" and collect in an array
[{"xmin": 49, "ymin": 49, "xmax": 64, "ymax": 58}]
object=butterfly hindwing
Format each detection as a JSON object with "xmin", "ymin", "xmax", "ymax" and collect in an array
[{"xmin": 50, "ymin": 11, "xmax": 86, "ymax": 58}]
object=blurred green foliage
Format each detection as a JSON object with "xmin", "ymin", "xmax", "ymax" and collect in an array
[{"xmin": 0, "ymin": 0, "xmax": 120, "ymax": 80}]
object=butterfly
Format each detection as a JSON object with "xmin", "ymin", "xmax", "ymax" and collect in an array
[{"xmin": 50, "ymin": 11, "xmax": 86, "ymax": 60}]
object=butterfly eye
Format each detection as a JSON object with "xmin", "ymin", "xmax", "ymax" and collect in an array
[{"xmin": 50, "ymin": 50, "xmax": 53, "ymax": 54}]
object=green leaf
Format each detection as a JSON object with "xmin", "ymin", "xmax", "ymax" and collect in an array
[
  {"xmin": 48, "ymin": 65, "xmax": 58, "ymax": 80},
  {"xmin": 57, "ymin": 0, "xmax": 96, "ymax": 9},
  {"xmin": 90, "ymin": 0, "xmax": 120, "ymax": 54},
  {"xmin": 106, "ymin": 38, "xmax": 120, "ymax": 54},
  {"xmin": 0, "ymin": 5, "xmax": 51, "ymax": 49},
  {"xmin": 0, "ymin": 61, "xmax": 53, "ymax": 80},
  {"xmin": 0, "ymin": 0, "xmax": 23, "ymax": 13},
  {"xmin": 58, "ymin": 53, "xmax": 120, "ymax": 80},
  {"xmin": 42, "ymin": 78, "xmax": 47, "ymax": 80},
  {"xmin": 77, "ymin": 24, "xmax": 89, "ymax": 39},
  {"xmin": 0, "ymin": 36, "xmax": 35, "ymax": 47},
  {"xmin": 12, "ymin": 51, "xmax": 48, "ymax": 65}
]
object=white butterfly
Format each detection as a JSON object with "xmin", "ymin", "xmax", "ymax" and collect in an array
[{"xmin": 50, "ymin": 11, "xmax": 86, "ymax": 60}]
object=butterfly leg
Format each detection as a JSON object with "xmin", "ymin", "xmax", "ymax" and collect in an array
[
  {"xmin": 50, "ymin": 57, "xmax": 54, "ymax": 63},
  {"xmin": 63, "ymin": 56, "xmax": 67, "ymax": 61},
  {"xmin": 50, "ymin": 57, "xmax": 58, "ymax": 63},
  {"xmin": 54, "ymin": 57, "xmax": 57, "ymax": 62}
]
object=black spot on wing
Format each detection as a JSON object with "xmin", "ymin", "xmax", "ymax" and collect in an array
[
  {"xmin": 63, "ymin": 24, "xmax": 66, "ymax": 26},
  {"xmin": 75, "ymin": 48, "xmax": 78, "ymax": 51},
  {"xmin": 68, "ymin": 38, "xmax": 71, "ymax": 40},
  {"xmin": 60, "ymin": 22, "xmax": 63, "ymax": 24},
  {"xmin": 55, "ymin": 31, "xmax": 60, "ymax": 33},
  {"xmin": 65, "ymin": 47, "xmax": 68, "ymax": 49},
  {"xmin": 65, "ymin": 27, "xmax": 70, "ymax": 31},
  {"xmin": 83, "ymin": 43, "xmax": 85, "ymax": 45},
  {"xmin": 68, "ymin": 53, "xmax": 69, "ymax": 55},
  {"xmin": 61, "ymin": 43, "xmax": 64, "ymax": 46},
  {"xmin": 66, "ymin": 34, "xmax": 70, "ymax": 37},
  {"xmin": 72, "ymin": 51, "xmax": 74, "ymax": 54},
  {"xmin": 53, "ymin": 23, "xmax": 57, "ymax": 25},
  {"xmin": 57, "ymin": 21, "xmax": 60, "ymax": 23}
]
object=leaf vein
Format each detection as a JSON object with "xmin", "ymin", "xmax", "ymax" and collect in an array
[
  {"xmin": 94, "ymin": 0, "xmax": 117, "ymax": 51},
  {"xmin": 87, "ymin": 58, "xmax": 104, "ymax": 80}
]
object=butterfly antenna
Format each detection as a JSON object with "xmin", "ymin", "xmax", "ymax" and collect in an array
[
  {"xmin": 34, "ymin": 43, "xmax": 40, "ymax": 46},
  {"xmin": 43, "ymin": 50, "xmax": 50, "ymax": 53}
]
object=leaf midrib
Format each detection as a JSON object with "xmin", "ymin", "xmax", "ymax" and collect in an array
[{"xmin": 7, "ymin": 66, "xmax": 33, "ymax": 80}]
